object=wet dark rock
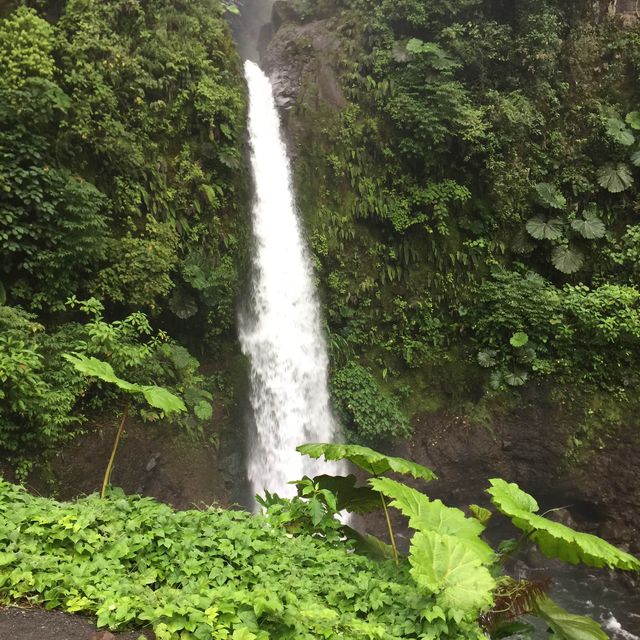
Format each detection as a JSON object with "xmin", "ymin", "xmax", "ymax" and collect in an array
[
  {"xmin": 263, "ymin": 16, "xmax": 346, "ymax": 113},
  {"xmin": 145, "ymin": 453, "xmax": 160, "ymax": 472},
  {"xmin": 272, "ymin": 0, "xmax": 299, "ymax": 30}
]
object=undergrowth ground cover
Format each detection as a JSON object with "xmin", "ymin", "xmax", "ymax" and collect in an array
[
  {"xmin": 1, "ymin": 444, "xmax": 639, "ymax": 640},
  {"xmin": 0, "ymin": 479, "xmax": 481, "ymax": 640}
]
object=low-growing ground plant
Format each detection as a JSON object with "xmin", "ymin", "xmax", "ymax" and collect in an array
[
  {"xmin": 0, "ymin": 446, "xmax": 637, "ymax": 639},
  {"xmin": 0, "ymin": 479, "xmax": 484, "ymax": 639}
]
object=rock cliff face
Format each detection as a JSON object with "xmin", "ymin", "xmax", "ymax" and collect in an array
[
  {"xmin": 609, "ymin": 0, "xmax": 639, "ymax": 22},
  {"xmin": 262, "ymin": 11, "xmax": 345, "ymax": 111}
]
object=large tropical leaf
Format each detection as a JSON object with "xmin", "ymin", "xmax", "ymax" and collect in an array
[
  {"xmin": 477, "ymin": 349, "xmax": 498, "ymax": 368},
  {"xmin": 194, "ymin": 400, "xmax": 213, "ymax": 420},
  {"xmin": 625, "ymin": 111, "xmax": 640, "ymax": 130},
  {"xmin": 409, "ymin": 530, "xmax": 496, "ymax": 613},
  {"xmin": 597, "ymin": 163, "xmax": 633, "ymax": 193},
  {"xmin": 535, "ymin": 597, "xmax": 607, "ymax": 640},
  {"xmin": 534, "ymin": 183, "xmax": 566, "ymax": 209},
  {"xmin": 343, "ymin": 526, "xmax": 397, "ymax": 560},
  {"xmin": 631, "ymin": 149, "xmax": 640, "ymax": 167},
  {"xmin": 297, "ymin": 444, "xmax": 437, "ymax": 481},
  {"xmin": 63, "ymin": 354, "xmax": 136, "ymax": 390},
  {"xmin": 169, "ymin": 288, "xmax": 198, "ymax": 320},
  {"xmin": 504, "ymin": 370, "xmax": 528, "ymax": 387},
  {"xmin": 370, "ymin": 477, "xmax": 494, "ymax": 563},
  {"xmin": 570, "ymin": 209, "xmax": 606, "ymax": 240},
  {"xmin": 487, "ymin": 479, "xmax": 640, "ymax": 570},
  {"xmin": 509, "ymin": 332, "xmax": 529, "ymax": 348},
  {"xmin": 605, "ymin": 117, "xmax": 635, "ymax": 146},
  {"xmin": 64, "ymin": 354, "xmax": 186, "ymax": 415},
  {"xmin": 140, "ymin": 385, "xmax": 186, "ymax": 414},
  {"xmin": 309, "ymin": 475, "xmax": 381, "ymax": 514},
  {"xmin": 551, "ymin": 246, "xmax": 584, "ymax": 274},
  {"xmin": 526, "ymin": 217, "xmax": 564, "ymax": 240}
]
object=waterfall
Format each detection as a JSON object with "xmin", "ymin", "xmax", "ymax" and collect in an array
[{"xmin": 239, "ymin": 61, "xmax": 344, "ymax": 504}]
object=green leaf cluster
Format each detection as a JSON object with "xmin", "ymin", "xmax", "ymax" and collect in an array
[
  {"xmin": 0, "ymin": 479, "xmax": 482, "ymax": 639},
  {"xmin": 278, "ymin": 0, "xmax": 640, "ymax": 410},
  {"xmin": 0, "ymin": 0, "xmax": 247, "ymax": 351},
  {"xmin": 330, "ymin": 363, "xmax": 410, "ymax": 442},
  {"xmin": 488, "ymin": 479, "xmax": 640, "ymax": 570},
  {"xmin": 292, "ymin": 445, "xmax": 638, "ymax": 638},
  {"xmin": 0, "ymin": 298, "xmax": 212, "ymax": 471}
]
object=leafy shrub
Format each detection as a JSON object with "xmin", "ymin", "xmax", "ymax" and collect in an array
[
  {"xmin": 469, "ymin": 269, "xmax": 563, "ymax": 387},
  {"xmin": 0, "ymin": 78, "xmax": 109, "ymax": 310},
  {"xmin": 470, "ymin": 270, "xmax": 640, "ymax": 391},
  {"xmin": 297, "ymin": 444, "xmax": 639, "ymax": 639},
  {"xmin": 0, "ymin": 298, "xmax": 213, "ymax": 470},
  {"xmin": 0, "ymin": 306, "xmax": 80, "ymax": 463},
  {"xmin": 331, "ymin": 362, "xmax": 410, "ymax": 442},
  {"xmin": 0, "ymin": 6, "xmax": 55, "ymax": 88},
  {"xmin": 0, "ymin": 480, "xmax": 483, "ymax": 639},
  {"xmin": 94, "ymin": 218, "xmax": 179, "ymax": 311}
]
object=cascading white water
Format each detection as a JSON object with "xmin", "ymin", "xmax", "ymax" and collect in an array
[{"xmin": 239, "ymin": 60, "xmax": 344, "ymax": 504}]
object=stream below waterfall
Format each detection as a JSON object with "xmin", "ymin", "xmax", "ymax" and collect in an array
[{"xmin": 483, "ymin": 525, "xmax": 640, "ymax": 639}]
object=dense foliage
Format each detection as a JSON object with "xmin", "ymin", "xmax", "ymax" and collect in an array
[
  {"xmin": 279, "ymin": 0, "xmax": 640, "ymax": 439},
  {"xmin": 0, "ymin": 298, "xmax": 214, "ymax": 474},
  {"xmin": 2, "ymin": 446, "xmax": 637, "ymax": 639},
  {"xmin": 0, "ymin": 0, "xmax": 247, "ymax": 467},
  {"xmin": 0, "ymin": 479, "xmax": 484, "ymax": 639}
]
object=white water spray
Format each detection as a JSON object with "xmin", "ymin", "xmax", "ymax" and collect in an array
[{"xmin": 240, "ymin": 61, "xmax": 344, "ymax": 504}]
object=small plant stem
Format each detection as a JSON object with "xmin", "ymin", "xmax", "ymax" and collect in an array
[
  {"xmin": 499, "ymin": 530, "xmax": 533, "ymax": 565},
  {"xmin": 380, "ymin": 492, "xmax": 399, "ymax": 563},
  {"xmin": 101, "ymin": 403, "xmax": 128, "ymax": 499}
]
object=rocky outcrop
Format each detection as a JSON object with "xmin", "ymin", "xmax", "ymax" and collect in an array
[
  {"xmin": 400, "ymin": 403, "xmax": 640, "ymax": 556},
  {"xmin": 262, "ymin": 9, "xmax": 346, "ymax": 111},
  {"xmin": 607, "ymin": 0, "xmax": 639, "ymax": 22}
]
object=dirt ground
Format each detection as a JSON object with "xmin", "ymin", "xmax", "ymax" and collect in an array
[
  {"xmin": 0, "ymin": 606, "xmax": 154, "ymax": 640},
  {"xmin": 4, "ymin": 406, "xmax": 248, "ymax": 511}
]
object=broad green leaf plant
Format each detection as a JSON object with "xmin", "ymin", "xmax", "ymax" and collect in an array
[
  {"xmin": 64, "ymin": 354, "xmax": 186, "ymax": 497},
  {"xmin": 297, "ymin": 442, "xmax": 436, "ymax": 561},
  {"xmin": 291, "ymin": 444, "xmax": 640, "ymax": 638}
]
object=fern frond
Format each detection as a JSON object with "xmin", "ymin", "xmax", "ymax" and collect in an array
[{"xmin": 480, "ymin": 576, "xmax": 551, "ymax": 631}]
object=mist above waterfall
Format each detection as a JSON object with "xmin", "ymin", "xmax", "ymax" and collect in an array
[{"xmin": 230, "ymin": 0, "xmax": 275, "ymax": 62}]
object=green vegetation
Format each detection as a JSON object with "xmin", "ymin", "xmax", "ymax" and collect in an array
[
  {"xmin": 63, "ymin": 353, "xmax": 186, "ymax": 497},
  {"xmin": 1, "ymin": 0, "xmax": 639, "ymax": 635},
  {"xmin": 331, "ymin": 362, "xmax": 410, "ymax": 443},
  {"xmin": 0, "ymin": 297, "xmax": 214, "ymax": 476},
  {"xmin": 0, "ymin": 0, "xmax": 247, "ymax": 473},
  {"xmin": 0, "ymin": 479, "xmax": 481, "ymax": 639},
  {"xmin": 2, "ymin": 446, "xmax": 637, "ymax": 639},
  {"xmin": 280, "ymin": 0, "xmax": 640, "ymax": 443}
]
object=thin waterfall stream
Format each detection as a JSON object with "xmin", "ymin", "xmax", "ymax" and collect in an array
[{"xmin": 239, "ymin": 60, "xmax": 344, "ymax": 505}]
